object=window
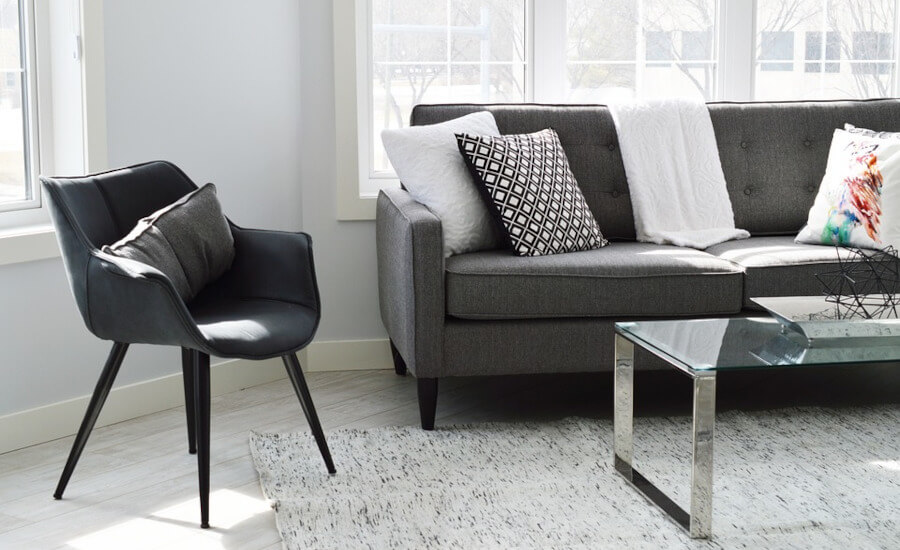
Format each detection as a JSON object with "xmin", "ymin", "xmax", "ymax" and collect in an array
[
  {"xmin": 368, "ymin": 0, "xmax": 526, "ymax": 194},
  {"xmin": 645, "ymin": 31, "xmax": 673, "ymax": 65},
  {"xmin": 682, "ymin": 30, "xmax": 713, "ymax": 68},
  {"xmin": 564, "ymin": 0, "xmax": 718, "ymax": 103},
  {"xmin": 805, "ymin": 31, "xmax": 840, "ymax": 73},
  {"xmin": 0, "ymin": 1, "xmax": 92, "ymax": 234},
  {"xmin": 852, "ymin": 31, "xmax": 892, "ymax": 75},
  {"xmin": 0, "ymin": 0, "xmax": 38, "ymax": 214},
  {"xmin": 336, "ymin": 0, "xmax": 900, "ymax": 219},
  {"xmin": 754, "ymin": 0, "xmax": 898, "ymax": 100},
  {"xmin": 759, "ymin": 31, "xmax": 794, "ymax": 71}
]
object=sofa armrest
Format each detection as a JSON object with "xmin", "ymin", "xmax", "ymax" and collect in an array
[{"xmin": 376, "ymin": 188, "xmax": 444, "ymax": 377}]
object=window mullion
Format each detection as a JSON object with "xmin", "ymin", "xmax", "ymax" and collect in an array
[
  {"xmin": 531, "ymin": 0, "xmax": 566, "ymax": 102},
  {"xmin": 720, "ymin": 0, "xmax": 754, "ymax": 100}
]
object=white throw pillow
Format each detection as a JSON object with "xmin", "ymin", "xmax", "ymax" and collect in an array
[
  {"xmin": 796, "ymin": 128, "xmax": 900, "ymax": 249},
  {"xmin": 844, "ymin": 123, "xmax": 900, "ymax": 140},
  {"xmin": 382, "ymin": 111, "xmax": 501, "ymax": 257}
]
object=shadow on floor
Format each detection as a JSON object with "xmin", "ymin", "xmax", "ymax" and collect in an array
[{"xmin": 443, "ymin": 363, "xmax": 900, "ymax": 423}]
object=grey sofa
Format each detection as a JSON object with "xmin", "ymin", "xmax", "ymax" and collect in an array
[{"xmin": 376, "ymin": 99, "xmax": 900, "ymax": 429}]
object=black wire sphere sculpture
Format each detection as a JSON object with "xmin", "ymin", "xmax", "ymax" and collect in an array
[{"xmin": 815, "ymin": 245, "xmax": 900, "ymax": 319}]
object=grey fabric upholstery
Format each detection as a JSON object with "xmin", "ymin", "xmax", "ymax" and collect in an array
[
  {"xmin": 445, "ymin": 243, "xmax": 743, "ymax": 319},
  {"xmin": 42, "ymin": 161, "xmax": 320, "ymax": 360},
  {"xmin": 437, "ymin": 318, "xmax": 681, "ymax": 379},
  {"xmin": 103, "ymin": 183, "xmax": 235, "ymax": 301},
  {"xmin": 705, "ymin": 236, "xmax": 869, "ymax": 308},
  {"xmin": 376, "ymin": 188, "xmax": 445, "ymax": 377},
  {"xmin": 378, "ymin": 100, "xmax": 900, "ymax": 393},
  {"xmin": 412, "ymin": 99, "xmax": 900, "ymax": 239}
]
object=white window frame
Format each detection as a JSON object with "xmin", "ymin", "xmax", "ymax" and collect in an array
[
  {"xmin": 0, "ymin": 0, "xmax": 106, "ymax": 266},
  {"xmin": 0, "ymin": 0, "xmax": 44, "ymax": 224}
]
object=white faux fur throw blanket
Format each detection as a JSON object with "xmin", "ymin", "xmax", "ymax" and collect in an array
[{"xmin": 608, "ymin": 98, "xmax": 749, "ymax": 249}]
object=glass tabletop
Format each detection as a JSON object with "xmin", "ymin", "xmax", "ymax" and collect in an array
[{"xmin": 615, "ymin": 317, "xmax": 900, "ymax": 372}]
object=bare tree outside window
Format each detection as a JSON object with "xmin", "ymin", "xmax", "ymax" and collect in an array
[
  {"xmin": 363, "ymin": 0, "xmax": 900, "ymax": 190},
  {"xmin": 371, "ymin": 0, "xmax": 526, "ymax": 175},
  {"xmin": 565, "ymin": 0, "xmax": 718, "ymax": 102},
  {"xmin": 755, "ymin": 0, "xmax": 896, "ymax": 100}
]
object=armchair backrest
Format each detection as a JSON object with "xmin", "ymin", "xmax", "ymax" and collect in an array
[{"xmin": 41, "ymin": 161, "xmax": 198, "ymax": 329}]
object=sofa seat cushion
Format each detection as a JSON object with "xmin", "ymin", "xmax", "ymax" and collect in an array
[
  {"xmin": 445, "ymin": 242, "xmax": 744, "ymax": 319},
  {"xmin": 705, "ymin": 236, "xmax": 860, "ymax": 308}
]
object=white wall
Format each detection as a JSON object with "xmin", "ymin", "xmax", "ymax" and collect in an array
[
  {"xmin": 298, "ymin": 0, "xmax": 385, "ymax": 341},
  {"xmin": 102, "ymin": 0, "xmax": 304, "ymax": 232},
  {"xmin": 0, "ymin": 0, "xmax": 358, "ymax": 417}
]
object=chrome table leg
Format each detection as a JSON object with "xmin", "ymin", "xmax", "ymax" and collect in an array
[
  {"xmin": 612, "ymin": 332, "xmax": 717, "ymax": 539},
  {"xmin": 614, "ymin": 334, "xmax": 635, "ymax": 477},
  {"xmin": 690, "ymin": 374, "xmax": 716, "ymax": 538}
]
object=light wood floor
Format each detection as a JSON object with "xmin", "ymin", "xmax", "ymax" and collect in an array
[{"xmin": 0, "ymin": 366, "xmax": 897, "ymax": 549}]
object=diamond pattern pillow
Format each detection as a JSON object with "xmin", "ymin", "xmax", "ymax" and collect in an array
[{"xmin": 456, "ymin": 128, "xmax": 607, "ymax": 256}]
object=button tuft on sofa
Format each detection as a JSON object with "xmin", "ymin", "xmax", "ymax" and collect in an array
[
  {"xmin": 803, "ymin": 139, "xmax": 812, "ymax": 147},
  {"xmin": 740, "ymin": 141, "xmax": 748, "ymax": 149},
  {"xmin": 744, "ymin": 187, "xmax": 753, "ymax": 196},
  {"xmin": 608, "ymin": 143, "xmax": 616, "ymax": 151}
]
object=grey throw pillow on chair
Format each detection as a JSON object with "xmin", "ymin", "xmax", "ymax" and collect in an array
[{"xmin": 102, "ymin": 183, "xmax": 235, "ymax": 301}]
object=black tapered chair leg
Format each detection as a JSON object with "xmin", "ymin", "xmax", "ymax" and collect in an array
[
  {"xmin": 282, "ymin": 353, "xmax": 336, "ymax": 474},
  {"xmin": 54, "ymin": 342, "xmax": 129, "ymax": 500},
  {"xmin": 417, "ymin": 377, "xmax": 438, "ymax": 431},
  {"xmin": 193, "ymin": 351, "xmax": 211, "ymax": 529},
  {"xmin": 389, "ymin": 339, "xmax": 407, "ymax": 376},
  {"xmin": 181, "ymin": 348, "xmax": 197, "ymax": 454}
]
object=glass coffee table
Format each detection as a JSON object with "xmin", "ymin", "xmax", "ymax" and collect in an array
[{"xmin": 614, "ymin": 317, "xmax": 900, "ymax": 539}]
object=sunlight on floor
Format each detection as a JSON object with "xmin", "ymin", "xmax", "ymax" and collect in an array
[
  {"xmin": 66, "ymin": 489, "xmax": 271, "ymax": 550},
  {"xmin": 870, "ymin": 460, "xmax": 900, "ymax": 472}
]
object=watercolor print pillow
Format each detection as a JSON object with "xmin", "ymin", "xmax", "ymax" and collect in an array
[{"xmin": 796, "ymin": 128, "xmax": 900, "ymax": 250}]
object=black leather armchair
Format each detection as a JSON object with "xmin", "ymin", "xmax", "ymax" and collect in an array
[{"xmin": 41, "ymin": 160, "xmax": 334, "ymax": 529}]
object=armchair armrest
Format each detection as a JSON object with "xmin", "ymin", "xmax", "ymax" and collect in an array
[
  {"xmin": 221, "ymin": 226, "xmax": 320, "ymax": 311},
  {"xmin": 86, "ymin": 251, "xmax": 206, "ymax": 349},
  {"xmin": 376, "ymin": 188, "xmax": 444, "ymax": 377}
]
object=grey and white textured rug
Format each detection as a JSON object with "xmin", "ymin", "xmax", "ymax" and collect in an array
[{"xmin": 250, "ymin": 406, "xmax": 900, "ymax": 549}]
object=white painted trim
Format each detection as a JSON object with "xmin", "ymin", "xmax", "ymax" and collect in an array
[
  {"xmin": 79, "ymin": 0, "xmax": 107, "ymax": 173},
  {"xmin": 720, "ymin": 0, "xmax": 755, "ymax": 101},
  {"xmin": 0, "ymin": 356, "xmax": 285, "ymax": 454},
  {"xmin": 334, "ymin": 0, "xmax": 376, "ymax": 221},
  {"xmin": 0, "ymin": 338, "xmax": 392, "ymax": 454},
  {"xmin": 531, "ymin": 0, "xmax": 564, "ymax": 102},
  {"xmin": 306, "ymin": 338, "xmax": 392, "ymax": 372},
  {"xmin": 0, "ymin": 226, "xmax": 59, "ymax": 266}
]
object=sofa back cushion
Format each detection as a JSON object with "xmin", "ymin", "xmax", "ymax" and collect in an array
[{"xmin": 411, "ymin": 99, "xmax": 900, "ymax": 240}]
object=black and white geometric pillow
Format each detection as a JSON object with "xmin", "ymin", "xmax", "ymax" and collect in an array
[{"xmin": 456, "ymin": 128, "xmax": 608, "ymax": 256}]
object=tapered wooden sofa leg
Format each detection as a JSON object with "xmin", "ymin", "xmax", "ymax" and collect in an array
[
  {"xmin": 417, "ymin": 377, "xmax": 438, "ymax": 430},
  {"xmin": 181, "ymin": 348, "xmax": 197, "ymax": 454},
  {"xmin": 389, "ymin": 339, "xmax": 407, "ymax": 376},
  {"xmin": 54, "ymin": 342, "xmax": 129, "ymax": 500}
]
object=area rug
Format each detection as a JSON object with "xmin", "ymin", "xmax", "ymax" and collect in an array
[{"xmin": 250, "ymin": 406, "xmax": 899, "ymax": 549}]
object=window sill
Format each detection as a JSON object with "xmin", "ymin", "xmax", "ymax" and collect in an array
[
  {"xmin": 337, "ymin": 193, "xmax": 377, "ymax": 221},
  {"xmin": 0, "ymin": 225, "xmax": 60, "ymax": 267}
]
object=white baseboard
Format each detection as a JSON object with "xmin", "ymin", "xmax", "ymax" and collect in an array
[
  {"xmin": 306, "ymin": 338, "xmax": 392, "ymax": 372},
  {"xmin": 0, "ymin": 338, "xmax": 391, "ymax": 454}
]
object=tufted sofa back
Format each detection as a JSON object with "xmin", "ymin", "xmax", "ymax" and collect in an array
[{"xmin": 411, "ymin": 99, "xmax": 900, "ymax": 240}]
